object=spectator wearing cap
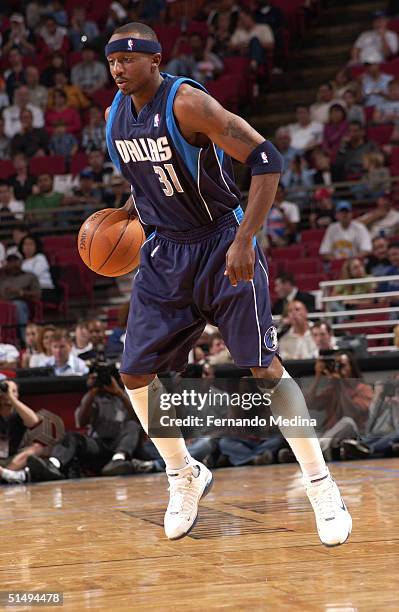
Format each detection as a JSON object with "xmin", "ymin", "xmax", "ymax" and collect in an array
[
  {"xmin": 49, "ymin": 120, "xmax": 78, "ymax": 158},
  {"xmin": 263, "ymin": 184, "xmax": 300, "ymax": 247},
  {"xmin": 352, "ymin": 11, "xmax": 398, "ymax": 64},
  {"xmin": 322, "ymin": 104, "xmax": 349, "ymax": 163},
  {"xmin": 286, "ymin": 106, "xmax": 323, "ymax": 151},
  {"xmin": 1, "ymin": 13, "xmax": 35, "ymax": 57},
  {"xmin": 81, "ymin": 106, "xmax": 107, "ymax": 153},
  {"xmin": 319, "ymin": 200, "xmax": 372, "ymax": 260},
  {"xmin": 71, "ymin": 45, "xmax": 108, "ymax": 96},
  {"xmin": 3, "ymin": 85, "xmax": 44, "ymax": 139},
  {"xmin": 333, "ymin": 121, "xmax": 380, "ymax": 181},
  {"xmin": 359, "ymin": 192, "xmax": 399, "ymax": 238},
  {"xmin": 272, "ymin": 273, "xmax": 315, "ymax": 316},
  {"xmin": 104, "ymin": 176, "xmax": 131, "ymax": 208},
  {"xmin": 10, "ymin": 108, "xmax": 49, "ymax": 158},
  {"xmin": 360, "ymin": 56, "xmax": 393, "ymax": 107},
  {"xmin": 309, "ymin": 188, "xmax": 335, "ymax": 229},
  {"xmin": 45, "ymin": 88, "xmax": 81, "ymax": 137}
]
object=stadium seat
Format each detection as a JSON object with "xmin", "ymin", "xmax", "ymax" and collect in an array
[
  {"xmin": 389, "ymin": 146, "xmax": 399, "ymax": 174},
  {"xmin": 295, "ymin": 273, "xmax": 326, "ymax": 291},
  {"xmin": 68, "ymin": 51, "xmax": 83, "ymax": 68},
  {"xmin": 271, "ymin": 245, "xmax": 304, "ymax": 261},
  {"xmin": 0, "ymin": 160, "xmax": 14, "ymax": 180},
  {"xmin": 70, "ymin": 152, "xmax": 89, "ymax": 176},
  {"xmin": 366, "ymin": 125, "xmax": 394, "ymax": 146},
  {"xmin": 153, "ymin": 25, "xmax": 181, "ymax": 64},
  {"xmin": 42, "ymin": 235, "xmax": 76, "ymax": 253},
  {"xmin": 301, "ymin": 228, "xmax": 325, "ymax": 243},
  {"xmin": 0, "ymin": 300, "xmax": 17, "ymax": 344},
  {"xmin": 91, "ymin": 87, "xmax": 117, "ymax": 111},
  {"xmin": 285, "ymin": 258, "xmax": 322, "ymax": 275},
  {"xmin": 364, "ymin": 106, "xmax": 375, "ymax": 124},
  {"xmin": 207, "ymin": 76, "xmax": 241, "ymax": 112},
  {"xmin": 305, "ymin": 241, "xmax": 322, "ymax": 258},
  {"xmin": 29, "ymin": 155, "xmax": 66, "ymax": 176}
]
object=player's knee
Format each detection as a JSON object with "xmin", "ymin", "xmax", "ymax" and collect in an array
[
  {"xmin": 252, "ymin": 356, "xmax": 284, "ymax": 381},
  {"xmin": 120, "ymin": 372, "xmax": 156, "ymax": 390}
]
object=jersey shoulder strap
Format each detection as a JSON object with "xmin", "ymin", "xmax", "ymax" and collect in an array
[{"xmin": 106, "ymin": 89, "xmax": 124, "ymax": 172}]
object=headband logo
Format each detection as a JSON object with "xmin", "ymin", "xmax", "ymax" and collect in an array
[{"xmin": 128, "ymin": 39, "xmax": 134, "ymax": 50}]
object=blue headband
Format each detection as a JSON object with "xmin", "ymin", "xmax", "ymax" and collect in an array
[{"xmin": 105, "ymin": 37, "xmax": 162, "ymax": 56}]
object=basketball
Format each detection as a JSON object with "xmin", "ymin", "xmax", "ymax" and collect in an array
[{"xmin": 77, "ymin": 208, "xmax": 145, "ymax": 277}]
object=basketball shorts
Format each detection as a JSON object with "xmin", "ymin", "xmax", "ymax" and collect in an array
[{"xmin": 120, "ymin": 206, "xmax": 278, "ymax": 374}]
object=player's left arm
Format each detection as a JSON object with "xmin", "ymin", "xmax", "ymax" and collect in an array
[{"xmin": 174, "ymin": 87, "xmax": 282, "ymax": 286}]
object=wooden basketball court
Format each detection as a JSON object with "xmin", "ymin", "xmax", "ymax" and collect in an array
[{"xmin": 1, "ymin": 459, "xmax": 398, "ymax": 611}]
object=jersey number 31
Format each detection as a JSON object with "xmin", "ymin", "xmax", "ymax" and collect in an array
[{"xmin": 153, "ymin": 164, "xmax": 184, "ymax": 197}]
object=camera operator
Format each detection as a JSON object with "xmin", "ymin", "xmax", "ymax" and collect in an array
[
  {"xmin": 305, "ymin": 350, "xmax": 373, "ymax": 459},
  {"xmin": 0, "ymin": 378, "xmax": 42, "ymax": 484},
  {"xmin": 340, "ymin": 374, "xmax": 399, "ymax": 459},
  {"xmin": 27, "ymin": 370, "xmax": 146, "ymax": 481}
]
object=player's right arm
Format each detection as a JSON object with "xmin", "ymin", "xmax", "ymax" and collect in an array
[{"xmin": 105, "ymin": 105, "xmax": 137, "ymax": 218}]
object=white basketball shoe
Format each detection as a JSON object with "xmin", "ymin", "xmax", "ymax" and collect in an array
[
  {"xmin": 164, "ymin": 461, "xmax": 213, "ymax": 540},
  {"xmin": 305, "ymin": 473, "xmax": 352, "ymax": 547}
]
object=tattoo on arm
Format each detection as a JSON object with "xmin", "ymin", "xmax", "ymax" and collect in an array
[
  {"xmin": 202, "ymin": 96, "xmax": 214, "ymax": 119},
  {"xmin": 222, "ymin": 119, "xmax": 258, "ymax": 147}
]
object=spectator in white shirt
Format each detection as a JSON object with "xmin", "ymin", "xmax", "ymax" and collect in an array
[
  {"xmin": 359, "ymin": 192, "xmax": 399, "ymax": 238},
  {"xmin": 263, "ymin": 184, "xmax": 300, "ymax": 247},
  {"xmin": 29, "ymin": 325, "xmax": 56, "ymax": 368},
  {"xmin": 230, "ymin": 8, "xmax": 274, "ymax": 71},
  {"xmin": 48, "ymin": 330, "xmax": 89, "ymax": 376},
  {"xmin": 0, "ymin": 334, "xmax": 20, "ymax": 368},
  {"xmin": 71, "ymin": 45, "xmax": 108, "ymax": 96},
  {"xmin": 310, "ymin": 83, "xmax": 344, "ymax": 124},
  {"xmin": 360, "ymin": 58, "xmax": 393, "ymax": 107},
  {"xmin": 279, "ymin": 301, "xmax": 318, "ymax": 361},
  {"xmin": 286, "ymin": 106, "xmax": 323, "ymax": 151},
  {"xmin": 319, "ymin": 200, "xmax": 372, "ymax": 260},
  {"xmin": 19, "ymin": 235, "xmax": 55, "ymax": 302},
  {"xmin": 352, "ymin": 11, "xmax": 399, "ymax": 64},
  {"xmin": 311, "ymin": 321, "xmax": 338, "ymax": 357},
  {"xmin": 3, "ymin": 85, "xmax": 44, "ymax": 139},
  {"xmin": 0, "ymin": 181, "xmax": 24, "ymax": 221}
]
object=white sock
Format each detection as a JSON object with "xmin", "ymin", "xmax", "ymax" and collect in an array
[
  {"xmin": 125, "ymin": 378, "xmax": 193, "ymax": 471},
  {"xmin": 112, "ymin": 453, "xmax": 126, "ymax": 461},
  {"xmin": 269, "ymin": 369, "xmax": 329, "ymax": 482},
  {"xmin": 49, "ymin": 457, "xmax": 61, "ymax": 469}
]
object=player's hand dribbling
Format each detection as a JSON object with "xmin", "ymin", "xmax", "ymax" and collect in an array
[{"xmin": 224, "ymin": 238, "xmax": 255, "ymax": 287}]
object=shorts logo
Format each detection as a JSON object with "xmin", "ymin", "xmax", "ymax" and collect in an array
[
  {"xmin": 261, "ymin": 152, "xmax": 269, "ymax": 163},
  {"xmin": 264, "ymin": 325, "xmax": 278, "ymax": 352},
  {"xmin": 128, "ymin": 39, "xmax": 134, "ymax": 50}
]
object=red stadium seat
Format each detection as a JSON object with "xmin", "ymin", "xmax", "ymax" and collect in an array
[
  {"xmin": 153, "ymin": 25, "xmax": 181, "ymax": 64},
  {"xmin": 68, "ymin": 51, "xmax": 82, "ymax": 68},
  {"xmin": 383, "ymin": 57, "xmax": 399, "ymax": 78},
  {"xmin": 285, "ymin": 258, "xmax": 322, "ymax": 275},
  {"xmin": 29, "ymin": 155, "xmax": 66, "ymax": 176},
  {"xmin": 366, "ymin": 125, "xmax": 394, "ymax": 146},
  {"xmin": 305, "ymin": 241, "xmax": 323, "ymax": 257},
  {"xmin": 42, "ymin": 235, "xmax": 76, "ymax": 253},
  {"xmin": 301, "ymin": 228, "xmax": 326, "ymax": 243},
  {"xmin": 206, "ymin": 76, "xmax": 241, "ymax": 112},
  {"xmin": 187, "ymin": 21, "xmax": 209, "ymax": 37},
  {"xmin": 91, "ymin": 87, "xmax": 117, "ymax": 111},
  {"xmin": 0, "ymin": 300, "xmax": 18, "ymax": 344},
  {"xmin": 70, "ymin": 152, "xmax": 89, "ymax": 176},
  {"xmin": 295, "ymin": 273, "xmax": 327, "ymax": 291},
  {"xmin": 0, "ymin": 160, "xmax": 15, "ymax": 179},
  {"xmin": 364, "ymin": 106, "xmax": 375, "ymax": 124},
  {"xmin": 272, "ymin": 244, "xmax": 304, "ymax": 260}
]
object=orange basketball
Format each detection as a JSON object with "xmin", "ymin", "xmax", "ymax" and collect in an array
[{"xmin": 77, "ymin": 208, "xmax": 145, "ymax": 277}]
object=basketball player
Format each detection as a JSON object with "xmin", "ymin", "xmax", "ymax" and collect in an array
[{"xmin": 104, "ymin": 23, "xmax": 352, "ymax": 546}]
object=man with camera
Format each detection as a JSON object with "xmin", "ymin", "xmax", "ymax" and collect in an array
[
  {"xmin": 0, "ymin": 378, "xmax": 42, "ymax": 484},
  {"xmin": 27, "ymin": 368, "xmax": 148, "ymax": 481}
]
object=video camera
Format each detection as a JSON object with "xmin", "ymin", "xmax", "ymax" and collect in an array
[
  {"xmin": 88, "ymin": 344, "xmax": 119, "ymax": 389},
  {"xmin": 0, "ymin": 381, "xmax": 8, "ymax": 393}
]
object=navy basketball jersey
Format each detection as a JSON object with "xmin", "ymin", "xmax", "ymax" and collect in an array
[{"xmin": 106, "ymin": 74, "xmax": 243, "ymax": 230}]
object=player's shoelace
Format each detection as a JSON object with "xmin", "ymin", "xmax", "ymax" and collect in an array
[
  {"xmin": 167, "ymin": 468, "xmax": 200, "ymax": 516},
  {"xmin": 308, "ymin": 479, "xmax": 337, "ymax": 521}
]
